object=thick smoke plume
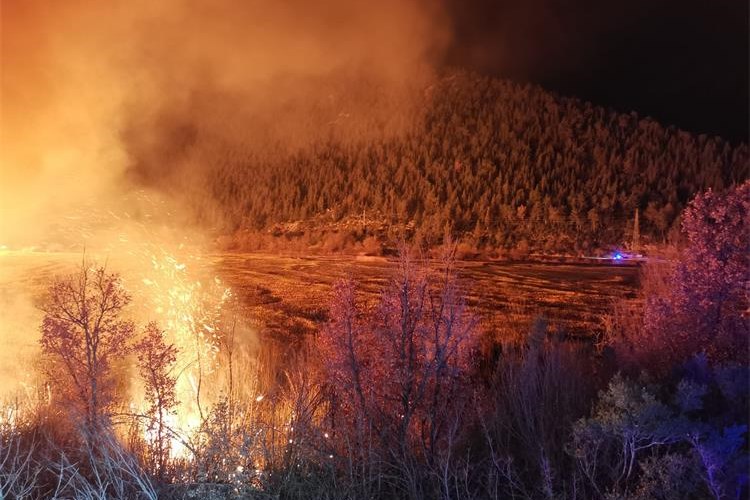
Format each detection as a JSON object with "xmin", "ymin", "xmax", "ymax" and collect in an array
[
  {"xmin": 0, "ymin": 0, "xmax": 449, "ymax": 403},
  {"xmin": 1, "ymin": 0, "xmax": 449, "ymax": 245}
]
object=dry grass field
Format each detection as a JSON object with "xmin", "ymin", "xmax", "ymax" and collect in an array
[
  {"xmin": 213, "ymin": 253, "xmax": 639, "ymax": 343},
  {"xmin": 0, "ymin": 250, "xmax": 639, "ymax": 395}
]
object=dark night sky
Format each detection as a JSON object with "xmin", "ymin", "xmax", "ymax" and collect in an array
[{"xmin": 443, "ymin": 0, "xmax": 748, "ymax": 143}]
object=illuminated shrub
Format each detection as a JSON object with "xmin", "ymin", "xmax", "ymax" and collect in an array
[
  {"xmin": 135, "ymin": 322, "xmax": 178, "ymax": 479},
  {"xmin": 318, "ymin": 249, "xmax": 480, "ymax": 496},
  {"xmin": 611, "ymin": 181, "xmax": 750, "ymax": 372}
]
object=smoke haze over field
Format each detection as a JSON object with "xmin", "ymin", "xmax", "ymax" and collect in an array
[
  {"xmin": 1, "ymin": 0, "xmax": 449, "ymax": 246},
  {"xmin": 0, "ymin": 0, "xmax": 451, "ymax": 409}
]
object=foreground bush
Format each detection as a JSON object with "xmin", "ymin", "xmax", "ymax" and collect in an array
[
  {"xmin": 573, "ymin": 359, "xmax": 748, "ymax": 499},
  {"xmin": 318, "ymin": 249, "xmax": 481, "ymax": 499},
  {"xmin": 611, "ymin": 180, "xmax": 749, "ymax": 372}
]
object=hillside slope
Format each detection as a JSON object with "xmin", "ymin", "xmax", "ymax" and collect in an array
[{"xmin": 190, "ymin": 71, "xmax": 749, "ymax": 254}]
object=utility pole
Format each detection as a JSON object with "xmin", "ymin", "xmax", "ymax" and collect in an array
[{"xmin": 632, "ymin": 208, "xmax": 640, "ymax": 253}]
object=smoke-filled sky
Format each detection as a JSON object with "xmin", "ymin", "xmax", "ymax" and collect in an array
[
  {"xmin": 1, "ymin": 0, "xmax": 747, "ymax": 247},
  {"xmin": 0, "ymin": 0, "xmax": 449, "ymax": 245}
]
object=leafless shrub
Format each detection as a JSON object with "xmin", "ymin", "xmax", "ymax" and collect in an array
[
  {"xmin": 45, "ymin": 428, "xmax": 157, "ymax": 500},
  {"xmin": 478, "ymin": 318, "xmax": 594, "ymax": 498},
  {"xmin": 603, "ymin": 259, "xmax": 676, "ymax": 369},
  {"xmin": 0, "ymin": 401, "xmax": 43, "ymax": 499}
]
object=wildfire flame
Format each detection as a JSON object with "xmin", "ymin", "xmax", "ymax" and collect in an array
[
  {"xmin": 136, "ymin": 249, "xmax": 232, "ymax": 456},
  {"xmin": 0, "ymin": 191, "xmax": 244, "ymax": 460}
]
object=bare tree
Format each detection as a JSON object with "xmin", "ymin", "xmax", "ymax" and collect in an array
[
  {"xmin": 135, "ymin": 322, "xmax": 178, "ymax": 480},
  {"xmin": 319, "ymin": 246, "xmax": 480, "ymax": 498},
  {"xmin": 39, "ymin": 260, "xmax": 135, "ymax": 429}
]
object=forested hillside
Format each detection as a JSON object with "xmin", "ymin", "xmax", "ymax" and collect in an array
[{"xmin": 204, "ymin": 71, "xmax": 748, "ymax": 254}]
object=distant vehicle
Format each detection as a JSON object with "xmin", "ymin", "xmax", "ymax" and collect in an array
[{"xmin": 609, "ymin": 250, "xmax": 645, "ymax": 262}]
